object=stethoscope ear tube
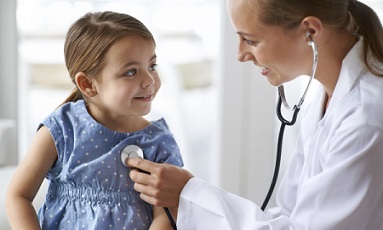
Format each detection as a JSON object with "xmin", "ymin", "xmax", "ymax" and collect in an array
[{"xmin": 278, "ymin": 33, "xmax": 318, "ymax": 113}]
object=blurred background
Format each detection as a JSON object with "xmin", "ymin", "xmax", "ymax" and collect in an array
[{"xmin": 0, "ymin": 0, "xmax": 382, "ymax": 228}]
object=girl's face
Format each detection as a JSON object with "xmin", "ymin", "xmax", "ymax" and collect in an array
[
  {"xmin": 227, "ymin": 0, "xmax": 313, "ymax": 86},
  {"xmin": 90, "ymin": 36, "xmax": 160, "ymax": 121}
]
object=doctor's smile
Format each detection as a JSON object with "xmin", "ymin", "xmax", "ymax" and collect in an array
[{"xmin": 259, "ymin": 67, "xmax": 270, "ymax": 76}]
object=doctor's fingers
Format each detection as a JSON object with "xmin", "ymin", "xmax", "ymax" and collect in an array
[
  {"xmin": 129, "ymin": 169, "xmax": 152, "ymax": 185},
  {"xmin": 126, "ymin": 157, "xmax": 156, "ymax": 173},
  {"xmin": 129, "ymin": 172, "xmax": 167, "ymax": 205},
  {"xmin": 137, "ymin": 186, "xmax": 179, "ymax": 208},
  {"xmin": 130, "ymin": 164, "xmax": 174, "ymax": 191}
]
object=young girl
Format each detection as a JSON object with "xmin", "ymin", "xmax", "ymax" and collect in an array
[{"xmin": 6, "ymin": 11, "xmax": 183, "ymax": 229}]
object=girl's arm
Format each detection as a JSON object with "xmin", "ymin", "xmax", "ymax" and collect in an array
[
  {"xmin": 149, "ymin": 206, "xmax": 177, "ymax": 230},
  {"xmin": 6, "ymin": 126, "xmax": 58, "ymax": 229}
]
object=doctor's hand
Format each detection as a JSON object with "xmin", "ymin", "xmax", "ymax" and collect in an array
[{"xmin": 127, "ymin": 158, "xmax": 193, "ymax": 208}]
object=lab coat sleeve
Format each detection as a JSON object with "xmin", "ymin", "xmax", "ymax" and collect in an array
[
  {"xmin": 177, "ymin": 178, "xmax": 294, "ymax": 230},
  {"xmin": 176, "ymin": 123, "xmax": 383, "ymax": 229}
]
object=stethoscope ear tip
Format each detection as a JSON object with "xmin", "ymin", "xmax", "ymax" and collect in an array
[
  {"xmin": 305, "ymin": 31, "xmax": 314, "ymax": 45},
  {"xmin": 121, "ymin": 145, "xmax": 144, "ymax": 167}
]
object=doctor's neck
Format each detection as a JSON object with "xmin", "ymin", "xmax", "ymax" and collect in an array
[{"xmin": 314, "ymin": 29, "xmax": 358, "ymax": 99}]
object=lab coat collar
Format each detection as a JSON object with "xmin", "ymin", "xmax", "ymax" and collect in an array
[{"xmin": 301, "ymin": 39, "xmax": 365, "ymax": 135}]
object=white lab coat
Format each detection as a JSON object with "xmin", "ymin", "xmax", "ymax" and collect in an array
[{"xmin": 177, "ymin": 40, "xmax": 383, "ymax": 229}]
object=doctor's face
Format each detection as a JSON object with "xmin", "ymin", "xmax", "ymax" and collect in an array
[{"xmin": 227, "ymin": 0, "xmax": 312, "ymax": 86}]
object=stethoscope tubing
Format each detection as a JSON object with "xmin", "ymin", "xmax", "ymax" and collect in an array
[
  {"xmin": 164, "ymin": 207, "xmax": 177, "ymax": 229},
  {"xmin": 261, "ymin": 96, "xmax": 301, "ymax": 211}
]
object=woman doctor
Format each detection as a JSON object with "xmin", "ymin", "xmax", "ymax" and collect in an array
[{"xmin": 127, "ymin": 0, "xmax": 383, "ymax": 228}]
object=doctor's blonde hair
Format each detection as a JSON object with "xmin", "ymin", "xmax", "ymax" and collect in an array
[
  {"xmin": 253, "ymin": 0, "xmax": 383, "ymax": 77},
  {"xmin": 62, "ymin": 11, "xmax": 156, "ymax": 105}
]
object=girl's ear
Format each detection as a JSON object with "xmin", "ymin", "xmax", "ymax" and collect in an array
[{"xmin": 74, "ymin": 72, "xmax": 97, "ymax": 97}]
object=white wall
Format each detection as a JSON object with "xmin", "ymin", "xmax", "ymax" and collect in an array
[
  {"xmin": 0, "ymin": 0, "xmax": 18, "ymax": 166},
  {"xmin": 217, "ymin": 9, "xmax": 278, "ymax": 205}
]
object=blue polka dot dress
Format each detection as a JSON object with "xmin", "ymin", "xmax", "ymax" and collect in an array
[{"xmin": 37, "ymin": 100, "xmax": 183, "ymax": 230}]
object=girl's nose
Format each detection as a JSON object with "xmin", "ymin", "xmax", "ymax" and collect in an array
[{"xmin": 141, "ymin": 72, "xmax": 155, "ymax": 88}]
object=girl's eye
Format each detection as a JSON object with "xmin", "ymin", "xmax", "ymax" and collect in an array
[
  {"xmin": 149, "ymin": 63, "xmax": 158, "ymax": 71},
  {"xmin": 124, "ymin": 68, "xmax": 137, "ymax": 77}
]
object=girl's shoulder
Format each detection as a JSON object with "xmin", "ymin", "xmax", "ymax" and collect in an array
[
  {"xmin": 144, "ymin": 118, "xmax": 172, "ymax": 136},
  {"xmin": 55, "ymin": 99, "xmax": 86, "ymax": 115}
]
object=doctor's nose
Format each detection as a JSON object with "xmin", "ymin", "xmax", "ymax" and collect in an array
[
  {"xmin": 238, "ymin": 52, "xmax": 254, "ymax": 62},
  {"xmin": 237, "ymin": 44, "xmax": 255, "ymax": 63}
]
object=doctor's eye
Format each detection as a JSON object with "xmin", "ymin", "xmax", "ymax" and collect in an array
[
  {"xmin": 241, "ymin": 36, "xmax": 257, "ymax": 46},
  {"xmin": 149, "ymin": 63, "xmax": 158, "ymax": 71},
  {"xmin": 124, "ymin": 68, "xmax": 137, "ymax": 77},
  {"xmin": 244, "ymin": 39, "xmax": 256, "ymax": 46}
]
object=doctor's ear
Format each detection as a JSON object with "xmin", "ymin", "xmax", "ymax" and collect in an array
[
  {"xmin": 74, "ymin": 72, "xmax": 97, "ymax": 97},
  {"xmin": 300, "ymin": 16, "xmax": 322, "ymax": 41}
]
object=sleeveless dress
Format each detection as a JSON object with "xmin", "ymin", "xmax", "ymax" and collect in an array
[{"xmin": 37, "ymin": 100, "xmax": 183, "ymax": 230}]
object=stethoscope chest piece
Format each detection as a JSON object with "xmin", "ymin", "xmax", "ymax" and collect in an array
[
  {"xmin": 121, "ymin": 146, "xmax": 177, "ymax": 229},
  {"xmin": 121, "ymin": 145, "xmax": 144, "ymax": 167}
]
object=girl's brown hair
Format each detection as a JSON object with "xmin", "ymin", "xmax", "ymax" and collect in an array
[
  {"xmin": 61, "ymin": 11, "xmax": 155, "ymax": 105},
  {"xmin": 256, "ymin": 0, "xmax": 383, "ymax": 76}
]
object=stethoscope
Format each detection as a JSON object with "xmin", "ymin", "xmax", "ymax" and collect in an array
[
  {"xmin": 120, "ymin": 32, "xmax": 318, "ymax": 228},
  {"xmin": 121, "ymin": 145, "xmax": 178, "ymax": 230},
  {"xmin": 261, "ymin": 31, "xmax": 318, "ymax": 211}
]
